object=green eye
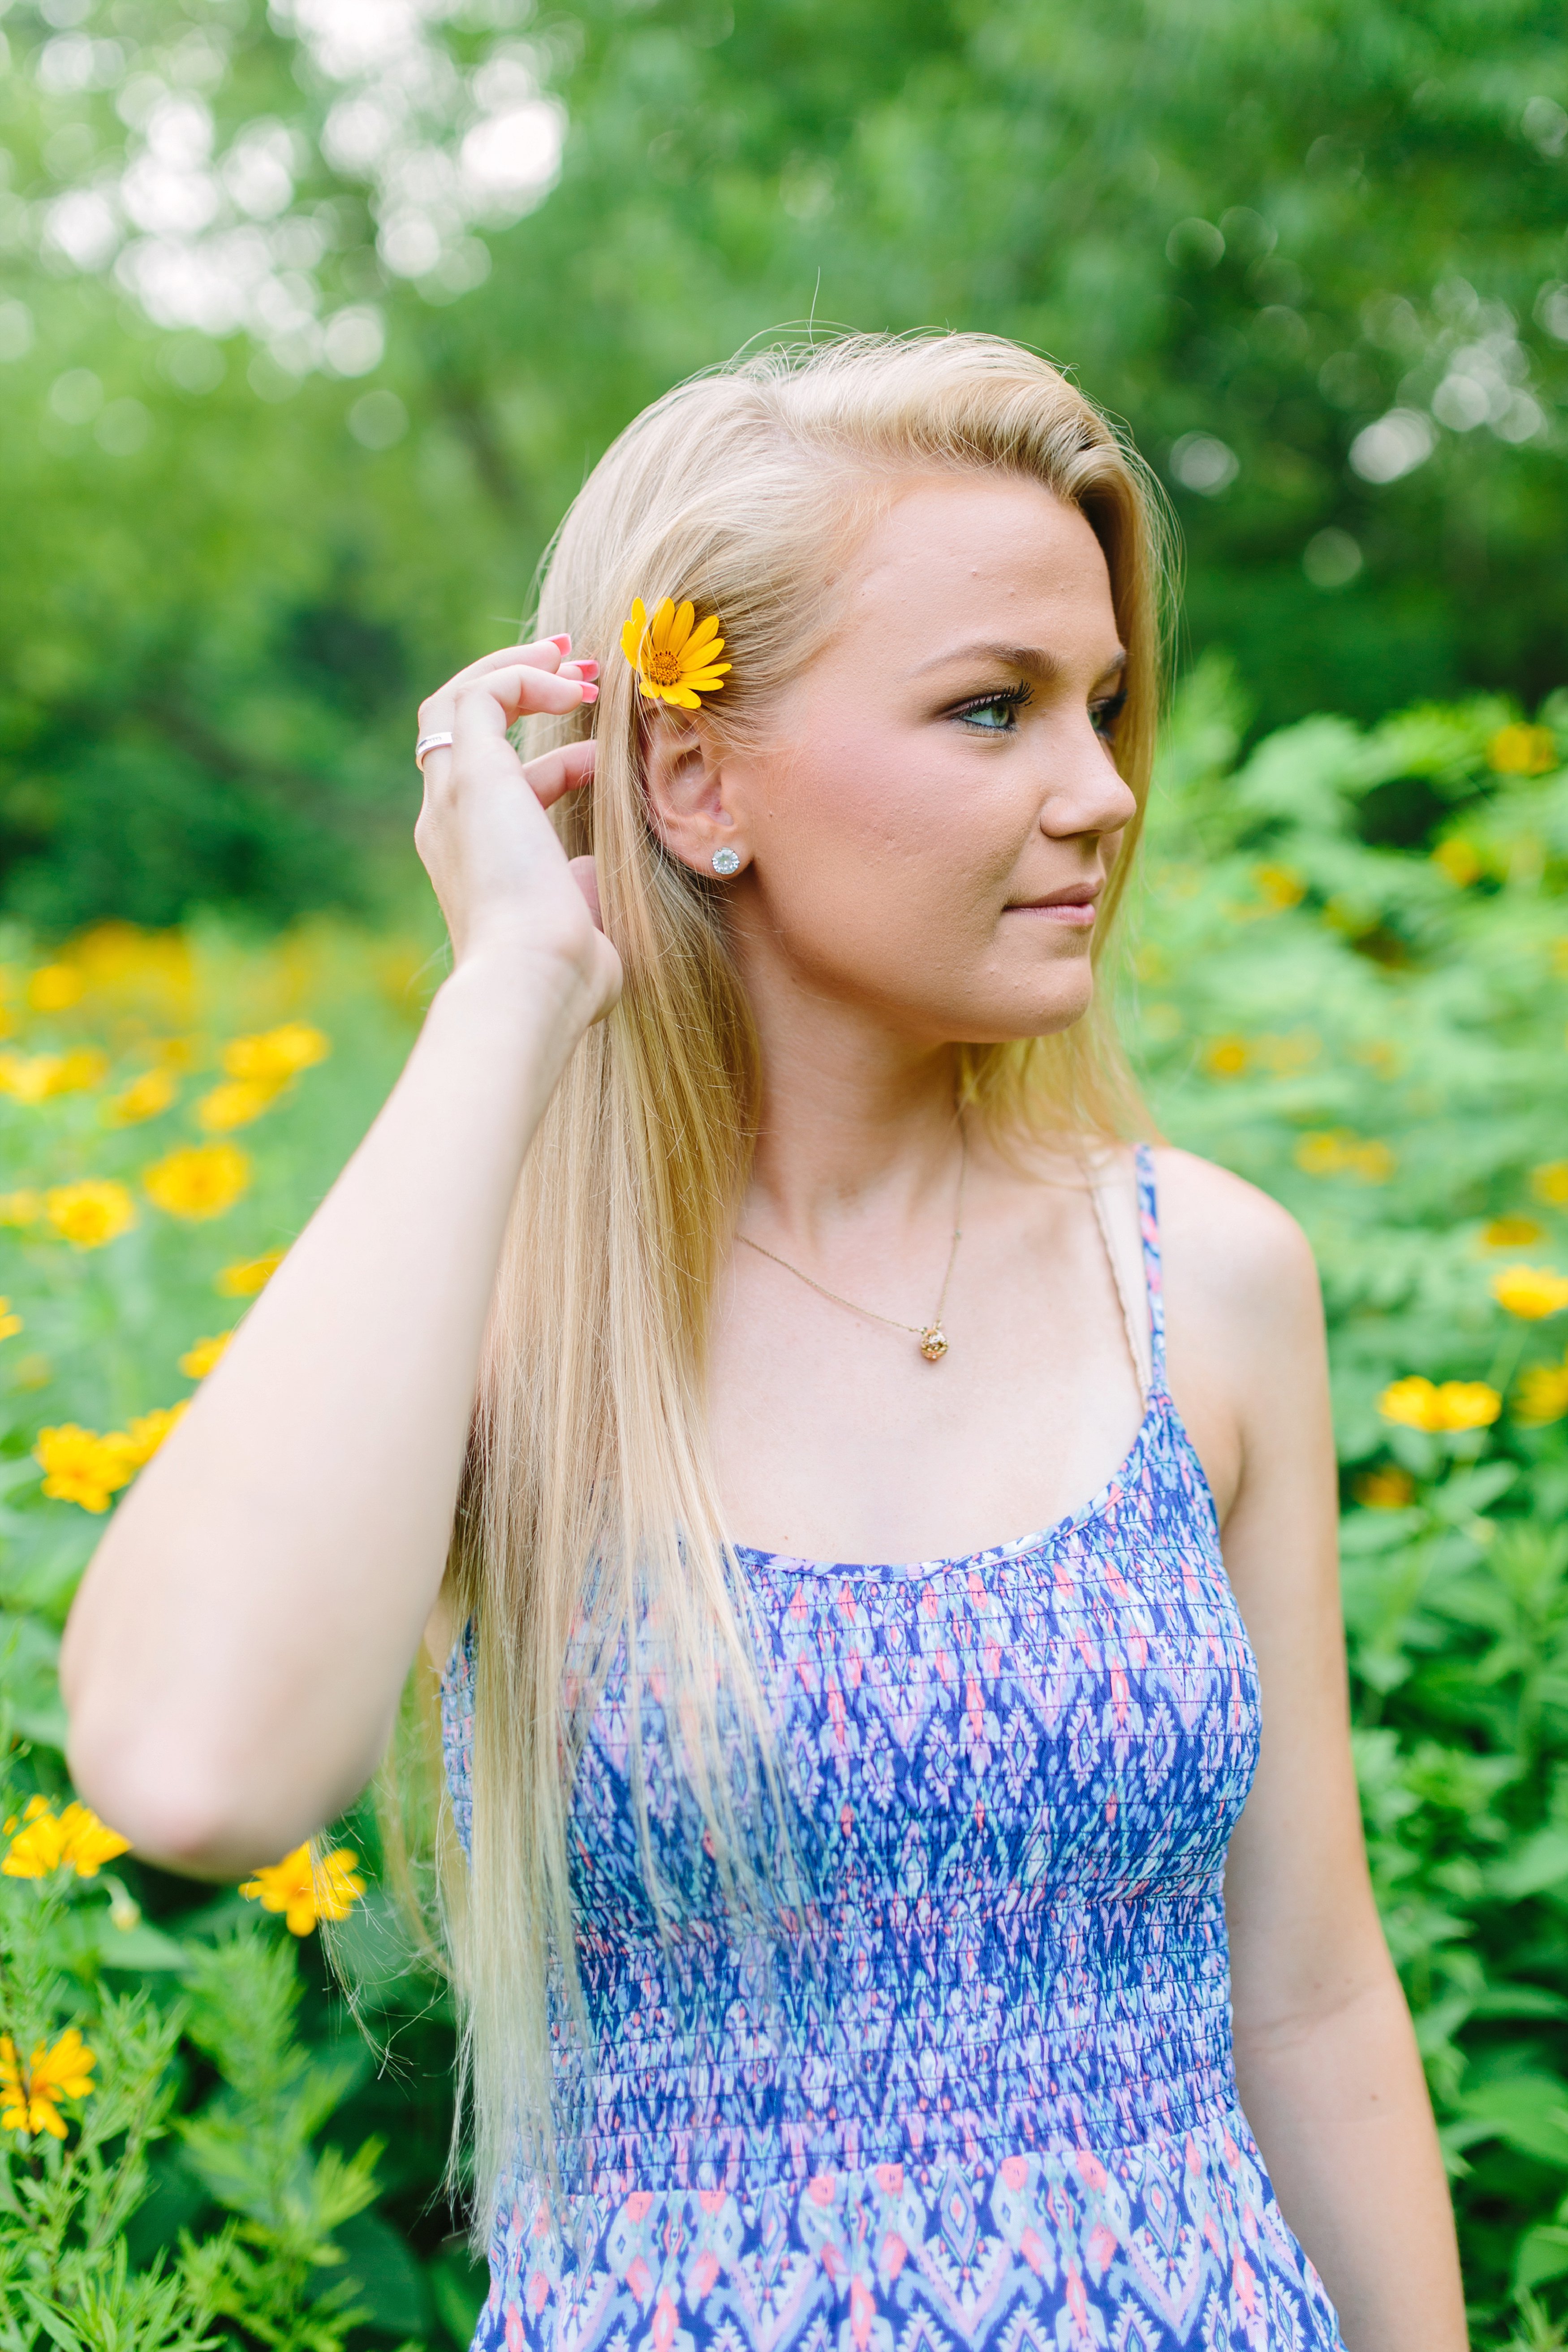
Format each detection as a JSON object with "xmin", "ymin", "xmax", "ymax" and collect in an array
[{"xmin": 952, "ymin": 684, "xmax": 1032, "ymax": 733}]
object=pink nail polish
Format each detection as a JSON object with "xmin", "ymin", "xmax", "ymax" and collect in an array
[
  {"xmin": 551, "ymin": 633, "xmax": 573, "ymax": 653},
  {"xmin": 577, "ymin": 659, "xmax": 600, "ymax": 678},
  {"xmin": 579, "ymin": 682, "xmax": 599, "ymax": 702}
]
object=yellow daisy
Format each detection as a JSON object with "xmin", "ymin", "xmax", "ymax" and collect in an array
[
  {"xmin": 620, "ymin": 598, "xmax": 731, "ymax": 709},
  {"xmin": 241, "ymin": 1843, "xmax": 365, "ymax": 1936},
  {"xmin": 1, "ymin": 2027, "xmax": 96, "ymax": 2139}
]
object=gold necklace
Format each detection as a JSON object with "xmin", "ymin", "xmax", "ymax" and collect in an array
[{"xmin": 736, "ymin": 1130, "xmax": 968, "ymax": 1363}]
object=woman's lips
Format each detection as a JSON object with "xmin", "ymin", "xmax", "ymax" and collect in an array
[{"xmin": 1004, "ymin": 894, "xmax": 1099, "ymax": 928}]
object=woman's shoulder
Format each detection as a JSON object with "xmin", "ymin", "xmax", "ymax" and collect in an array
[{"xmin": 1148, "ymin": 1141, "xmax": 1324, "ymax": 1364}]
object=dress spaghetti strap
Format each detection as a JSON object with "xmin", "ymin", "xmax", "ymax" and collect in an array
[
  {"xmin": 1133, "ymin": 1140, "xmax": 1168, "ymax": 1394},
  {"xmin": 1088, "ymin": 1142, "xmax": 1163, "ymax": 1406}
]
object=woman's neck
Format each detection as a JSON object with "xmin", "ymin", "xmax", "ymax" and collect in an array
[{"xmin": 740, "ymin": 976, "xmax": 967, "ymax": 1249}]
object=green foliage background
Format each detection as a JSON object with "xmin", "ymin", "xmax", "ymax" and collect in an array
[
  {"xmin": 4, "ymin": 0, "xmax": 1568, "ymax": 2344},
  {"xmin": 4, "ymin": 0, "xmax": 1568, "ymax": 924}
]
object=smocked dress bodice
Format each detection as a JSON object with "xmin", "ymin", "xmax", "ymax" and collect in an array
[{"xmin": 440, "ymin": 1149, "xmax": 1345, "ymax": 2351}]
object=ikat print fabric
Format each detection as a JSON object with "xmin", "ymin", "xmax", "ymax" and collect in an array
[{"xmin": 440, "ymin": 1148, "xmax": 1346, "ymax": 2352}]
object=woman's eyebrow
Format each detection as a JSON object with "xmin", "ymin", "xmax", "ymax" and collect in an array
[{"xmin": 913, "ymin": 641, "xmax": 1128, "ymax": 684}]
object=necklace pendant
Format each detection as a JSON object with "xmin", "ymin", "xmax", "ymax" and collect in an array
[{"xmin": 919, "ymin": 1326, "xmax": 948, "ymax": 1363}]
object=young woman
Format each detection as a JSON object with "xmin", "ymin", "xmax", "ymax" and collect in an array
[{"xmin": 62, "ymin": 335, "xmax": 1465, "ymax": 2352}]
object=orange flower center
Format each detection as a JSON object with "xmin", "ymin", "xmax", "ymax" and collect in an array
[{"xmin": 645, "ymin": 647, "xmax": 683, "ymax": 686}]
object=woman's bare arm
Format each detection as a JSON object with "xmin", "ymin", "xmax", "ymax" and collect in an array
[
  {"xmin": 60, "ymin": 640, "xmax": 617, "ymax": 1879},
  {"xmin": 1160, "ymin": 1148, "xmax": 1468, "ymax": 2352}
]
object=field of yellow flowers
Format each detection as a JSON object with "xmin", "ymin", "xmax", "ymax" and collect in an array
[{"xmin": 1, "ymin": 671, "xmax": 1567, "ymax": 2348}]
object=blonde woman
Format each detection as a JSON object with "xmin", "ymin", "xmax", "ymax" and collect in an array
[{"xmin": 63, "ymin": 335, "xmax": 1465, "ymax": 2352}]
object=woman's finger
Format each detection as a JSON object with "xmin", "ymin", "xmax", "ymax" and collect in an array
[
  {"xmin": 520, "ymin": 739, "xmax": 598, "ymax": 810},
  {"xmin": 444, "ymin": 636, "xmax": 570, "ymax": 693},
  {"xmin": 416, "ymin": 637, "xmax": 597, "ymax": 736},
  {"xmin": 567, "ymin": 855, "xmax": 605, "ymax": 932},
  {"xmin": 472, "ymin": 664, "xmax": 599, "ymax": 725}
]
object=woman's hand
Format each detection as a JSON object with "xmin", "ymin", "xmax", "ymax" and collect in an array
[{"xmin": 414, "ymin": 634, "xmax": 622, "ymax": 1022}]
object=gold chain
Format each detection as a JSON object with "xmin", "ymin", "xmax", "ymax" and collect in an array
[{"xmin": 735, "ymin": 1129, "xmax": 968, "ymax": 1363}]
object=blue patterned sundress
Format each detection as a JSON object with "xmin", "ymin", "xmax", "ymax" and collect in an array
[{"xmin": 441, "ymin": 1147, "xmax": 1346, "ymax": 2352}]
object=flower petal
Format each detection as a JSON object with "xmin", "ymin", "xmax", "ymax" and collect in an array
[
  {"xmin": 650, "ymin": 598, "xmax": 676, "ymax": 654},
  {"xmin": 668, "ymin": 687, "xmax": 702, "ymax": 708},
  {"xmin": 668, "ymin": 600, "xmax": 696, "ymax": 653},
  {"xmin": 685, "ymin": 613, "xmax": 720, "ymax": 653}
]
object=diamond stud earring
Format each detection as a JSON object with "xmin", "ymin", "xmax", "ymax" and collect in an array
[{"xmin": 711, "ymin": 846, "xmax": 742, "ymax": 876}]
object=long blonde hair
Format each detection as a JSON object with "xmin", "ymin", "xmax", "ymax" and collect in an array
[{"xmin": 412, "ymin": 331, "xmax": 1172, "ymax": 2225}]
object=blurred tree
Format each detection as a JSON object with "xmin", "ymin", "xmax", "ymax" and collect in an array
[{"xmin": 1, "ymin": 0, "xmax": 1565, "ymax": 921}]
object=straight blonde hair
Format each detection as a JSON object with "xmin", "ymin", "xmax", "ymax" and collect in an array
[{"xmin": 398, "ymin": 331, "xmax": 1173, "ymax": 2230}]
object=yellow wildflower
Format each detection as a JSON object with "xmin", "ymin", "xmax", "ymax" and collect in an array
[
  {"xmin": 1493, "ymin": 1264, "xmax": 1568, "ymax": 1320},
  {"xmin": 0, "ymin": 1298, "xmax": 20, "ymax": 1342},
  {"xmin": 1488, "ymin": 722, "xmax": 1558, "ymax": 776},
  {"xmin": 1354, "ymin": 1466, "xmax": 1415, "ymax": 1509},
  {"xmin": 1, "ymin": 1795, "xmax": 129, "ymax": 1880},
  {"xmin": 1516, "ymin": 1362, "xmax": 1568, "ymax": 1428},
  {"xmin": 69, "ymin": 924, "xmax": 193, "ymax": 1011},
  {"xmin": 1293, "ymin": 1131, "xmax": 1396, "ymax": 1182},
  {"xmin": 105, "ymin": 1067, "xmax": 178, "ymax": 1126},
  {"xmin": 1296, "ymin": 1131, "xmax": 1348, "ymax": 1176},
  {"xmin": 46, "ymin": 1179, "xmax": 137, "ymax": 1250},
  {"xmin": 221, "ymin": 1024, "xmax": 330, "ymax": 1084},
  {"xmin": 179, "ymin": 1334, "xmax": 231, "ymax": 1380},
  {"xmin": 1202, "ymin": 1036, "xmax": 1249, "ymax": 1079},
  {"xmin": 57, "ymin": 1800, "xmax": 132, "ymax": 1876},
  {"xmin": 620, "ymin": 598, "xmax": 731, "ymax": 709},
  {"xmin": 1483, "ymin": 1215, "xmax": 1546, "ymax": 1250},
  {"xmin": 1348, "ymin": 1139, "xmax": 1396, "ymax": 1183},
  {"xmin": 26, "ymin": 964, "xmax": 84, "ymax": 1013},
  {"xmin": 34, "ymin": 1424, "xmax": 135, "ymax": 1513},
  {"xmin": 241, "ymin": 1843, "xmax": 365, "ymax": 1936},
  {"xmin": 0, "ymin": 1048, "xmax": 108, "ymax": 1100},
  {"xmin": 1378, "ymin": 1376, "xmax": 1502, "ymax": 1433},
  {"xmin": 197, "ymin": 1078, "xmax": 280, "ymax": 1132},
  {"xmin": 1, "ymin": 1795, "xmax": 66, "ymax": 1876},
  {"xmin": 0, "ymin": 2028, "xmax": 96, "ymax": 2138},
  {"xmin": 1531, "ymin": 1163, "xmax": 1568, "ymax": 1208},
  {"xmin": 216, "ymin": 1247, "xmax": 286, "ymax": 1298},
  {"xmin": 0, "ymin": 1191, "xmax": 42, "ymax": 1226},
  {"xmin": 1432, "ymin": 838, "xmax": 1482, "ymax": 887},
  {"xmin": 0, "ymin": 1053, "xmax": 63, "ymax": 1104},
  {"xmin": 1253, "ymin": 863, "xmax": 1306, "ymax": 911},
  {"xmin": 143, "ymin": 1142, "xmax": 250, "ymax": 1221},
  {"xmin": 119, "ymin": 1403, "xmax": 187, "ymax": 1466}
]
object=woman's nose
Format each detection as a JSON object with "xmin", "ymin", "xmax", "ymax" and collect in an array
[{"xmin": 1038, "ymin": 717, "xmax": 1139, "ymax": 840}]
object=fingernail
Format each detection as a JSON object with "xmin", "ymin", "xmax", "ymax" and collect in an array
[
  {"xmin": 578, "ymin": 682, "xmax": 599, "ymax": 703},
  {"xmin": 551, "ymin": 633, "xmax": 573, "ymax": 653},
  {"xmin": 576, "ymin": 659, "xmax": 600, "ymax": 678}
]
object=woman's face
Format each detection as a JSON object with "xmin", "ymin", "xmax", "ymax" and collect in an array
[{"xmin": 708, "ymin": 472, "xmax": 1137, "ymax": 1048}]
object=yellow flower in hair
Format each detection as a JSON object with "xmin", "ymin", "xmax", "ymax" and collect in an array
[{"xmin": 620, "ymin": 598, "xmax": 731, "ymax": 709}]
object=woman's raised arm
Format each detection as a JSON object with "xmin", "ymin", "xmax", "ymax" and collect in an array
[{"xmin": 60, "ymin": 639, "xmax": 618, "ymax": 1879}]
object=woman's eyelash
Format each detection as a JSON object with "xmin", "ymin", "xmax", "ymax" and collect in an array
[
  {"xmin": 949, "ymin": 683, "xmax": 1034, "ymax": 721},
  {"xmin": 1092, "ymin": 689, "xmax": 1128, "ymax": 734}
]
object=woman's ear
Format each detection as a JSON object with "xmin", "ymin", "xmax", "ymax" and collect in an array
[{"xmin": 642, "ymin": 715, "xmax": 748, "ymax": 877}]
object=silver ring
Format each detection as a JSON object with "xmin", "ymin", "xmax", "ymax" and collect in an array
[{"xmin": 414, "ymin": 731, "xmax": 455, "ymax": 770}]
